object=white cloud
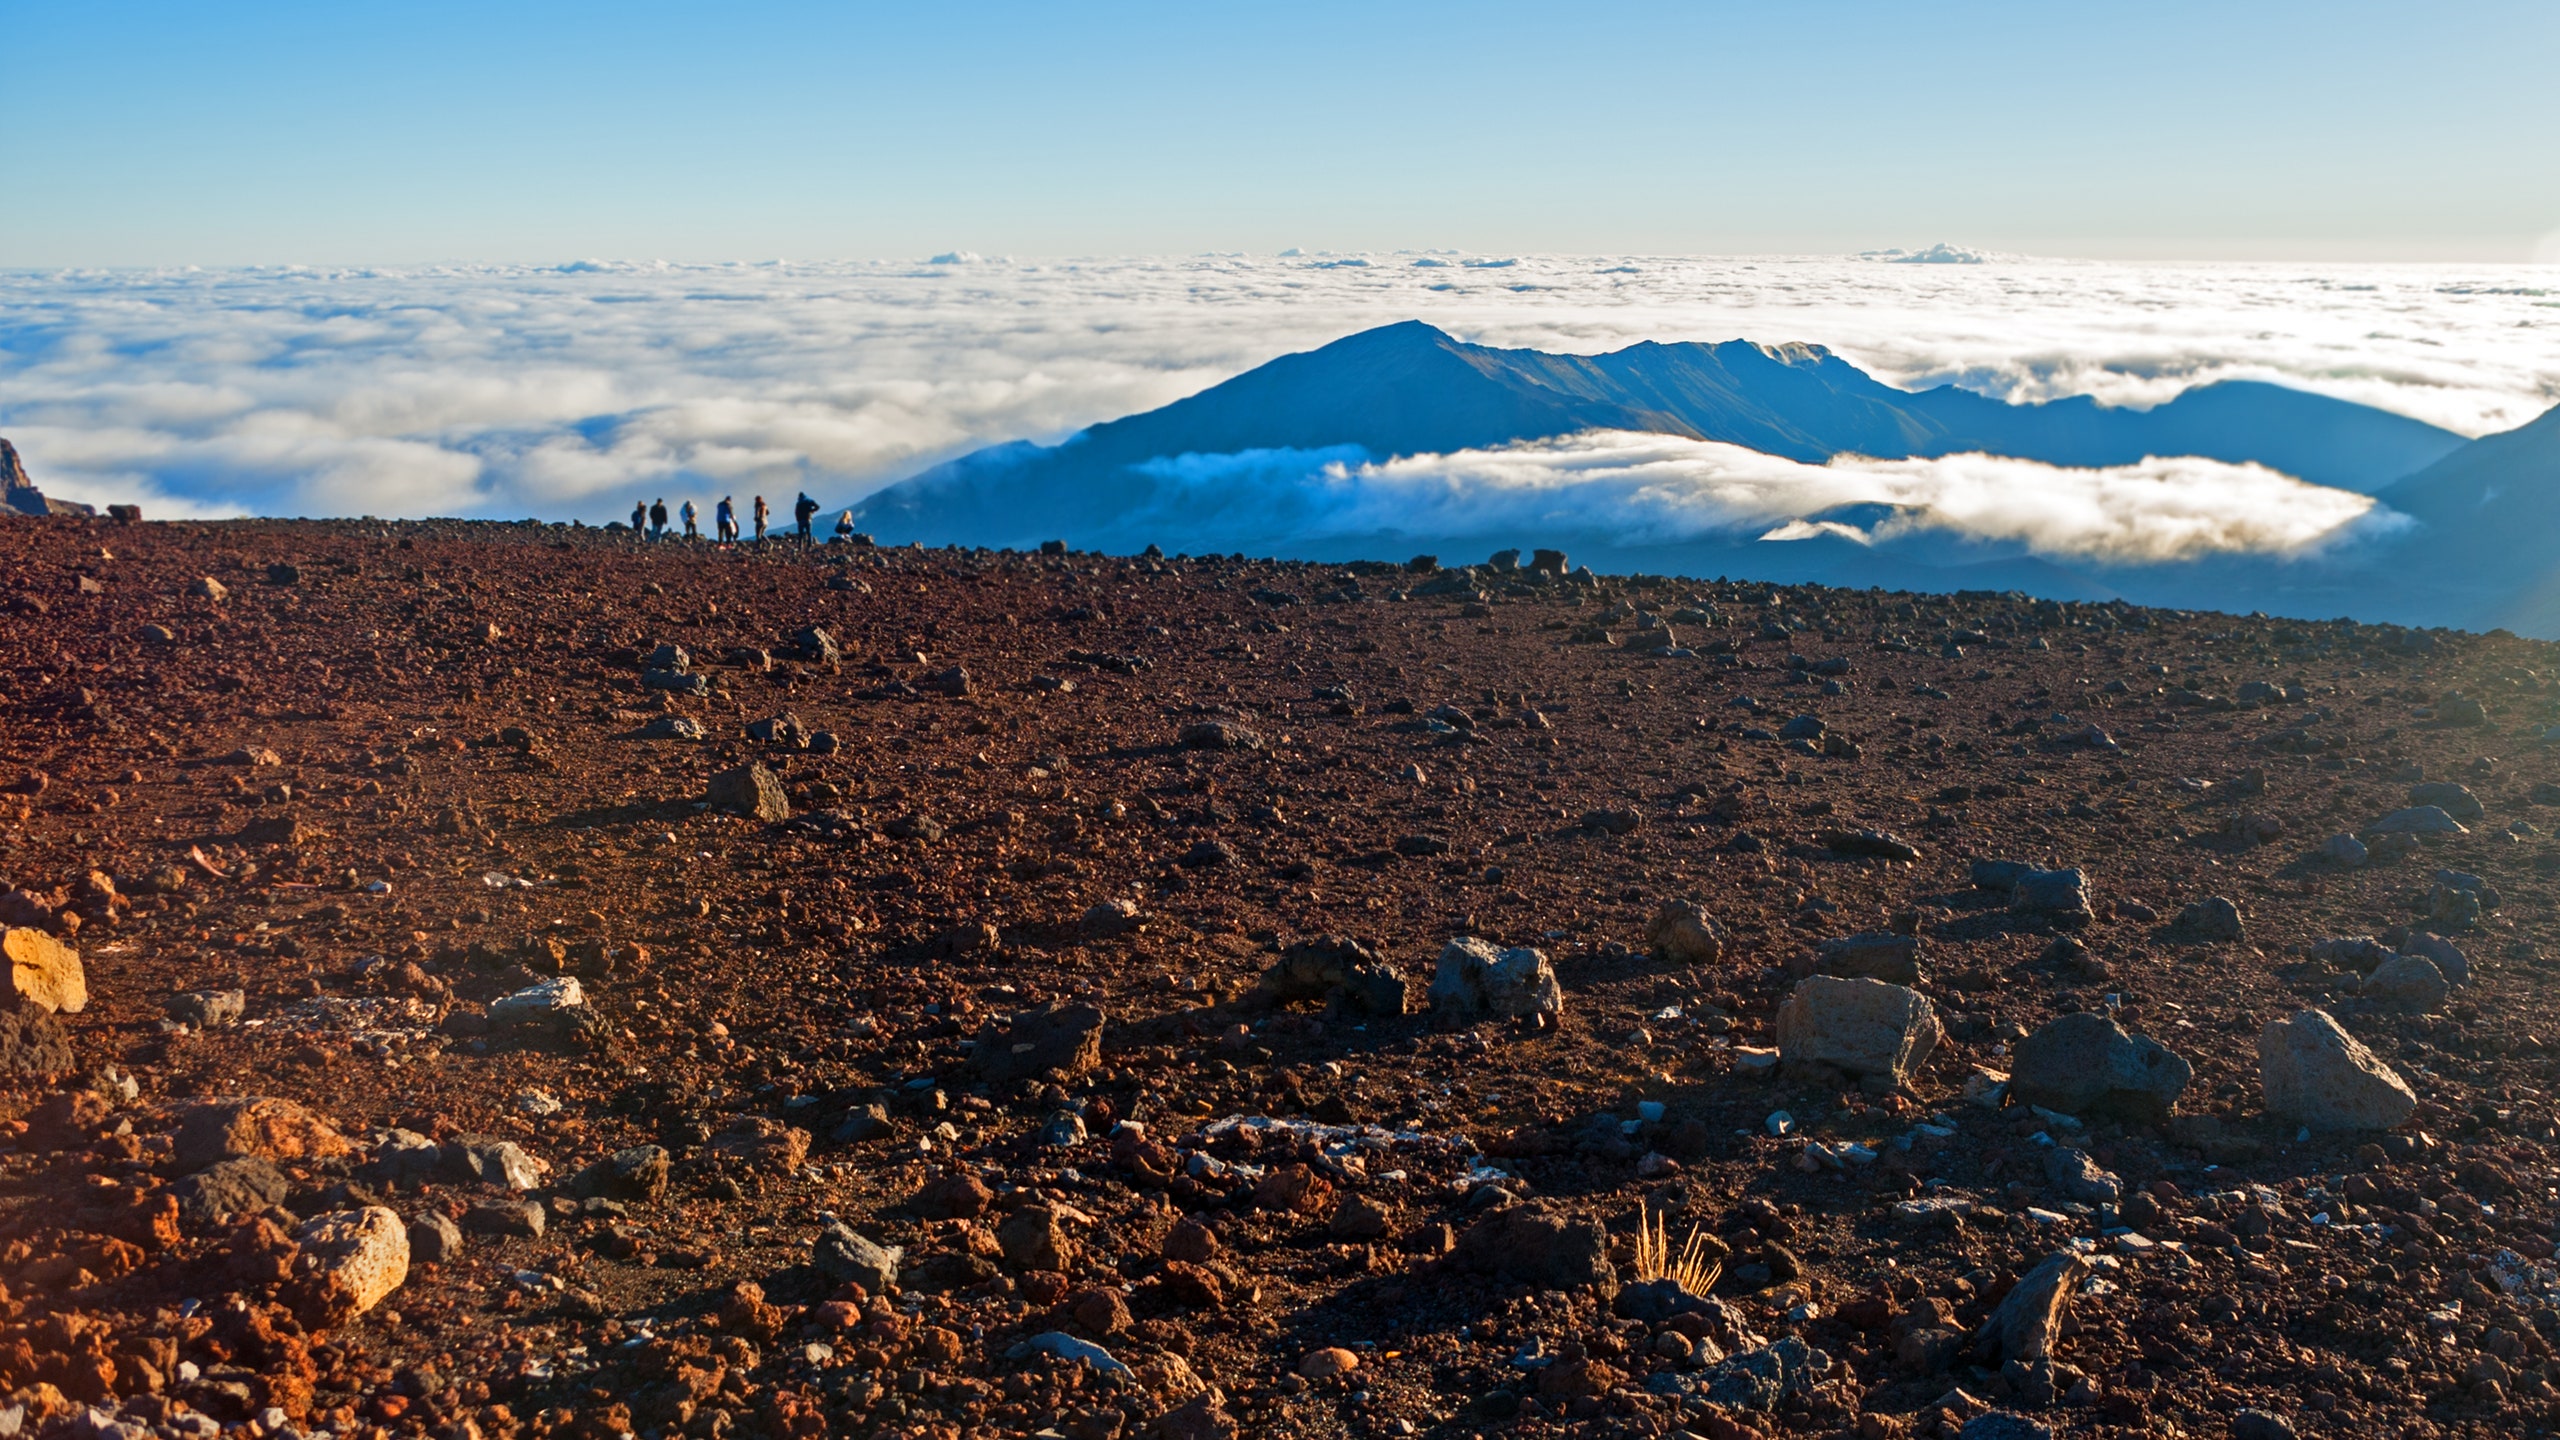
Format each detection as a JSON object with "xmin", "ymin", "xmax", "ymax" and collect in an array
[
  {"xmin": 1124, "ymin": 432, "xmax": 2385, "ymax": 566},
  {"xmin": 0, "ymin": 254, "xmax": 2553, "ymax": 523}
]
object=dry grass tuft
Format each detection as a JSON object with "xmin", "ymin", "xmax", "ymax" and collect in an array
[{"xmin": 1632, "ymin": 1208, "xmax": 1722, "ymax": 1294}]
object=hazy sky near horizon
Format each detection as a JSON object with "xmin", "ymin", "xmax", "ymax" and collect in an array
[{"xmin": 6, "ymin": 0, "xmax": 2559, "ymax": 267}]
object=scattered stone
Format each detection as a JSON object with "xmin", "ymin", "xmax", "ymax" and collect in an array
[
  {"xmin": 1179, "ymin": 720, "xmax": 1263, "ymax": 752},
  {"xmin": 1688, "ymin": 1336, "xmax": 1830, "ymax": 1412},
  {"xmin": 636, "ymin": 715, "xmax": 705, "ymax": 740},
  {"xmin": 2006, "ymin": 1012, "xmax": 2191, "ymax": 1121},
  {"xmin": 971, "ymin": 1000, "xmax": 1106, "ymax": 1083},
  {"xmin": 2171, "ymin": 895, "xmax": 2244, "ymax": 941},
  {"xmin": 2319, "ymin": 833, "xmax": 2369, "ymax": 866},
  {"xmin": 174, "ymin": 1096, "xmax": 354, "ymax": 1173},
  {"xmin": 2407, "ymin": 781, "xmax": 2485, "ymax": 821},
  {"xmin": 445, "ymin": 1139, "xmax": 547, "ymax": 1190},
  {"xmin": 2364, "ymin": 954, "xmax": 2450, "ymax": 1012},
  {"xmin": 1774, "ymin": 976, "xmax": 1941, "ymax": 1087},
  {"xmin": 2259, "ymin": 1008, "xmax": 2419, "ymax": 1130},
  {"xmin": 1810, "ymin": 932, "xmax": 1922, "ymax": 984},
  {"xmin": 1976, "ymin": 1250, "xmax": 2087, "ymax": 1363},
  {"xmin": 2041, "ymin": 1147, "xmax": 2121, "ymax": 1206},
  {"xmin": 2402, "ymin": 932, "xmax": 2471, "ymax": 984},
  {"xmin": 488, "ymin": 976, "xmax": 586, "ymax": 1027},
  {"xmin": 1, "ymin": 927, "xmax": 86, "ymax": 1013},
  {"xmin": 156, "ymin": 987, "xmax": 240, "ymax": 1034},
  {"xmin": 1297, "ymin": 1348, "xmax": 1359, "ymax": 1380},
  {"xmin": 707, "ymin": 762, "xmax": 790, "ymax": 821},
  {"xmin": 2369, "ymin": 805, "xmax": 2466, "ymax": 836},
  {"xmin": 0, "ymin": 1007, "xmax": 75, "ymax": 1074},
  {"xmin": 1258, "ymin": 935, "xmax": 1408, "ymax": 1015},
  {"xmin": 1643, "ymin": 899, "xmax": 1724, "ymax": 965},
  {"xmin": 1454, "ymin": 1200, "xmax": 1616, "ymax": 1295},
  {"xmin": 292, "ymin": 1207, "xmax": 409, "ymax": 1325},
  {"xmin": 463, "ymin": 1199, "xmax": 545, "ymax": 1238},
  {"xmin": 2007, "ymin": 868, "xmax": 2093, "ymax": 927},
  {"xmin": 813, "ymin": 1224, "xmax": 902, "ymax": 1291},
  {"xmin": 408, "ymin": 1210, "xmax": 464, "ymax": 1264},
  {"xmin": 1427, "ymin": 937, "xmax": 1563, "ymax": 1021},
  {"xmin": 996, "ymin": 1206, "xmax": 1075, "ymax": 1271},
  {"xmin": 582, "ymin": 1145, "xmax": 671, "ymax": 1202},
  {"xmin": 172, "ymin": 1157, "xmax": 291, "ymax": 1228}
]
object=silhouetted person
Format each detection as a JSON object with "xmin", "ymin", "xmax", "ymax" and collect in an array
[
  {"xmin": 794, "ymin": 492, "xmax": 819, "ymax": 543},
  {"xmin": 680, "ymin": 499, "xmax": 699, "ymax": 540},
  {"xmin": 715, "ymin": 495, "xmax": 738, "ymax": 544},
  {"xmin": 649, "ymin": 498, "xmax": 669, "ymax": 540},
  {"xmin": 630, "ymin": 500, "xmax": 646, "ymax": 535},
  {"xmin": 752, "ymin": 494, "xmax": 769, "ymax": 544}
]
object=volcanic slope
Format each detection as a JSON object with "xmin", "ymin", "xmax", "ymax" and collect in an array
[{"xmin": 9, "ymin": 520, "xmax": 2560, "ymax": 1440}]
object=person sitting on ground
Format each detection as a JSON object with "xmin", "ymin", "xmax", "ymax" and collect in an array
[{"xmin": 834, "ymin": 509, "xmax": 857, "ymax": 542}]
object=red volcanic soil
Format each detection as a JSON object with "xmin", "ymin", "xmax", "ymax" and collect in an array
[{"xmin": 4, "ymin": 516, "xmax": 2560, "ymax": 1440}]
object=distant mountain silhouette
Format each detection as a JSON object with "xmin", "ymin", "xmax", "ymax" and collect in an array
[
  {"xmin": 852, "ymin": 322, "xmax": 2462, "ymax": 548},
  {"xmin": 2348, "ymin": 405, "xmax": 2560, "ymax": 633},
  {"xmin": 842, "ymin": 321, "xmax": 2560, "ymax": 630}
]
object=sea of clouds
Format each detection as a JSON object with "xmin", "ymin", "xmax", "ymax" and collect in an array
[
  {"xmin": 1111, "ymin": 433, "xmax": 2391, "ymax": 566},
  {"xmin": 1, "ymin": 253, "xmax": 2553, "ymax": 556}
]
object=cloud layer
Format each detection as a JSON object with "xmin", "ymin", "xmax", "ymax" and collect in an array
[
  {"xmin": 1116, "ymin": 432, "xmax": 2388, "ymax": 567},
  {"xmin": 1, "ymin": 254, "xmax": 2553, "ymax": 523}
]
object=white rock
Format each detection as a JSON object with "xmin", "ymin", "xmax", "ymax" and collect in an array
[
  {"xmin": 292, "ymin": 1206, "xmax": 410, "ymax": 1323},
  {"xmin": 1773, "ymin": 975, "xmax": 1941, "ymax": 1086},
  {"xmin": 489, "ymin": 977, "xmax": 585, "ymax": 1026},
  {"xmin": 2259, "ymin": 1008, "xmax": 2418, "ymax": 1130}
]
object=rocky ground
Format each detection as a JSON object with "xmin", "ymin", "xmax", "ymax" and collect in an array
[{"xmin": 6, "ymin": 517, "xmax": 2560, "ymax": 1440}]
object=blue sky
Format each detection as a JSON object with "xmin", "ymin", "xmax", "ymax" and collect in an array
[{"xmin": 3, "ymin": 0, "xmax": 2557, "ymax": 266}]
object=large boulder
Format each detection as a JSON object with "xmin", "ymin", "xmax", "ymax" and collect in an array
[
  {"xmin": 971, "ymin": 1001, "xmax": 1106, "ymax": 1084},
  {"xmin": 2, "ymin": 927, "xmax": 86, "ymax": 1013},
  {"xmin": 174, "ymin": 1096, "xmax": 354, "ymax": 1173},
  {"xmin": 2364, "ymin": 954, "xmax": 2450, "ymax": 1012},
  {"xmin": 2006, "ymin": 1012, "xmax": 2191, "ymax": 1121},
  {"xmin": 292, "ymin": 1206, "xmax": 410, "ymax": 1326},
  {"xmin": 1454, "ymin": 1200, "xmax": 1616, "ymax": 1295},
  {"xmin": 1773, "ymin": 976, "xmax": 1940, "ymax": 1087},
  {"xmin": 2259, "ymin": 1009, "xmax": 2417, "ymax": 1130},
  {"xmin": 1427, "ymin": 937, "xmax": 1563, "ymax": 1021},
  {"xmin": 1644, "ymin": 900, "xmax": 1724, "ymax": 966},
  {"xmin": 707, "ymin": 762, "xmax": 790, "ymax": 821}
]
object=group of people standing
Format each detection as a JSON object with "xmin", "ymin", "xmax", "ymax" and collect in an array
[{"xmin": 631, "ymin": 492, "xmax": 839, "ymax": 545}]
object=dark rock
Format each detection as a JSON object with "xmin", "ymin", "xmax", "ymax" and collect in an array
[
  {"xmin": 0, "ymin": 1006, "xmax": 75, "ymax": 1074},
  {"xmin": 707, "ymin": 762, "xmax": 790, "ymax": 821},
  {"xmin": 970, "ymin": 1001, "xmax": 1106, "ymax": 1084},
  {"xmin": 2172, "ymin": 895, "xmax": 2244, "ymax": 942},
  {"xmin": 2007, "ymin": 1012, "xmax": 2191, "ymax": 1121},
  {"xmin": 1811, "ymin": 932, "xmax": 1922, "ymax": 983},
  {"xmin": 408, "ymin": 1210, "xmax": 464, "ymax": 1263},
  {"xmin": 1179, "ymin": 720, "xmax": 1263, "ymax": 752},
  {"xmin": 172, "ymin": 1157, "xmax": 291, "ymax": 1228},
  {"xmin": 1454, "ymin": 1200, "xmax": 1616, "ymax": 1295}
]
